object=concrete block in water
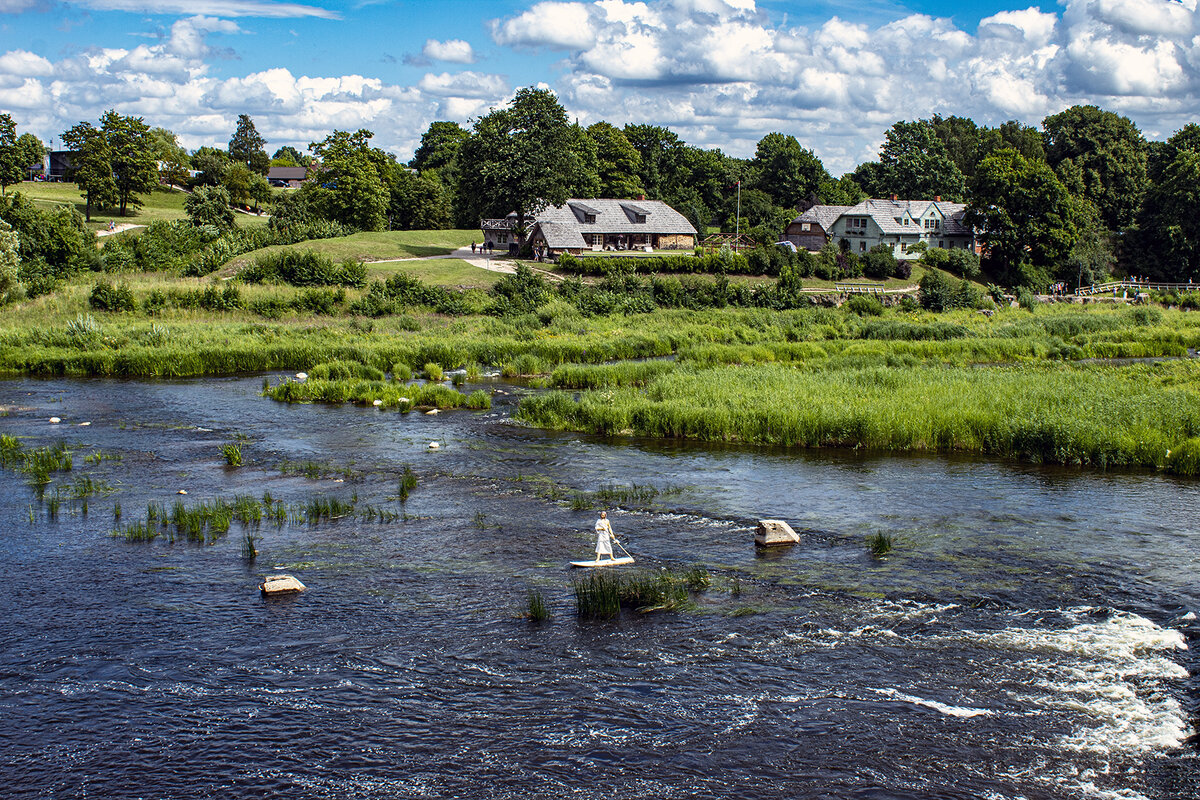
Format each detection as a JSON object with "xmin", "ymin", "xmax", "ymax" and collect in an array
[
  {"xmin": 260, "ymin": 574, "xmax": 306, "ymax": 596},
  {"xmin": 755, "ymin": 519, "xmax": 799, "ymax": 547}
]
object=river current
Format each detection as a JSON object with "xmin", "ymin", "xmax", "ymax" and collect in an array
[{"xmin": 0, "ymin": 375, "xmax": 1196, "ymax": 799}]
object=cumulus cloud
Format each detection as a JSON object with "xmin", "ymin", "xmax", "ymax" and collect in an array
[
  {"xmin": 422, "ymin": 38, "xmax": 476, "ymax": 64},
  {"xmin": 64, "ymin": 0, "xmax": 339, "ymax": 18}
]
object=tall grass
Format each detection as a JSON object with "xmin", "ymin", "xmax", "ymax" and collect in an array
[
  {"xmin": 265, "ymin": 377, "xmax": 488, "ymax": 411},
  {"xmin": 573, "ymin": 567, "xmax": 710, "ymax": 619},
  {"xmin": 520, "ymin": 360, "xmax": 1200, "ymax": 474}
]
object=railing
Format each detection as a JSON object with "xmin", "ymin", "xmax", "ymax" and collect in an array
[
  {"xmin": 1077, "ymin": 281, "xmax": 1196, "ymax": 296},
  {"xmin": 834, "ymin": 283, "xmax": 919, "ymax": 295}
]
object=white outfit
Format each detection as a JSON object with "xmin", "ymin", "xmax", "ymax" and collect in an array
[{"xmin": 595, "ymin": 518, "xmax": 614, "ymax": 558}]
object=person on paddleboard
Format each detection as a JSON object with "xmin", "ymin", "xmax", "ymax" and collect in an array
[{"xmin": 594, "ymin": 511, "xmax": 617, "ymax": 562}]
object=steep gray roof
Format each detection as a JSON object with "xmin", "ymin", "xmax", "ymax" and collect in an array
[
  {"xmin": 267, "ymin": 166, "xmax": 307, "ymax": 181},
  {"xmin": 536, "ymin": 221, "xmax": 587, "ymax": 249},
  {"xmin": 522, "ymin": 198, "xmax": 697, "ymax": 236},
  {"xmin": 792, "ymin": 205, "xmax": 852, "ymax": 232},
  {"xmin": 834, "ymin": 199, "xmax": 974, "ymax": 236}
]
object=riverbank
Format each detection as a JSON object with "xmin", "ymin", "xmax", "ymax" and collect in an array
[{"xmin": 5, "ymin": 269, "xmax": 1200, "ymax": 473}]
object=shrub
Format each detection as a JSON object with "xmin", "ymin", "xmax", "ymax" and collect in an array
[
  {"xmin": 185, "ymin": 186, "xmax": 236, "ymax": 231},
  {"xmin": 846, "ymin": 295, "xmax": 884, "ymax": 316},
  {"xmin": 1016, "ymin": 286, "xmax": 1037, "ymax": 310},
  {"xmin": 862, "ymin": 243, "xmax": 897, "ymax": 280},
  {"xmin": 893, "ymin": 259, "xmax": 913, "ymax": 280},
  {"xmin": 89, "ymin": 281, "xmax": 137, "ymax": 312},
  {"xmin": 945, "ymin": 248, "xmax": 981, "ymax": 280},
  {"xmin": 239, "ymin": 249, "xmax": 366, "ymax": 288}
]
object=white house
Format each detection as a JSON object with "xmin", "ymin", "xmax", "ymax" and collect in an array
[{"xmin": 787, "ymin": 197, "xmax": 976, "ymax": 260}]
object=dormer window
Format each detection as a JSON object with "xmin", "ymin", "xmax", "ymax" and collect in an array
[
  {"xmin": 633, "ymin": 213, "xmax": 646, "ymax": 224},
  {"xmin": 584, "ymin": 213, "xmax": 596, "ymax": 224}
]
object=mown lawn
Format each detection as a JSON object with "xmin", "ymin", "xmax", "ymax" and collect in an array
[
  {"xmin": 220, "ymin": 230, "xmax": 481, "ymax": 272},
  {"xmin": 11, "ymin": 181, "xmax": 271, "ymax": 231}
]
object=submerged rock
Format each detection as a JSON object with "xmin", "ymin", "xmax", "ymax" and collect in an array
[
  {"xmin": 260, "ymin": 574, "xmax": 306, "ymax": 596},
  {"xmin": 425, "ymin": 409, "xmax": 438, "ymax": 416},
  {"xmin": 755, "ymin": 519, "xmax": 799, "ymax": 547}
]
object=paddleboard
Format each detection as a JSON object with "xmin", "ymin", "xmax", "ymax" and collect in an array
[{"xmin": 570, "ymin": 556, "xmax": 635, "ymax": 568}]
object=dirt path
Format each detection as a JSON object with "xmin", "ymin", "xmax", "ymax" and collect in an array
[
  {"xmin": 96, "ymin": 223, "xmax": 145, "ymax": 237},
  {"xmin": 369, "ymin": 246, "xmax": 517, "ymax": 275}
]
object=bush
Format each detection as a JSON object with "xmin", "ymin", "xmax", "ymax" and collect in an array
[
  {"xmin": 1016, "ymin": 286, "xmax": 1037, "ymax": 310},
  {"xmin": 89, "ymin": 281, "xmax": 137, "ymax": 312},
  {"xmin": 893, "ymin": 259, "xmax": 912, "ymax": 280},
  {"xmin": 863, "ymin": 244, "xmax": 897, "ymax": 280},
  {"xmin": 239, "ymin": 249, "xmax": 366, "ymax": 288},
  {"xmin": 945, "ymin": 248, "xmax": 981, "ymax": 280},
  {"xmin": 846, "ymin": 294, "xmax": 884, "ymax": 316},
  {"xmin": 185, "ymin": 186, "xmax": 236, "ymax": 231}
]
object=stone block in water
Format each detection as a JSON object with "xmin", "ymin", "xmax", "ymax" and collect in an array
[
  {"xmin": 260, "ymin": 574, "xmax": 306, "ymax": 596},
  {"xmin": 755, "ymin": 519, "xmax": 799, "ymax": 547}
]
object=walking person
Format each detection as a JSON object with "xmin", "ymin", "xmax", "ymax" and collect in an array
[
  {"xmin": 594, "ymin": 511, "xmax": 617, "ymax": 562},
  {"xmin": 471, "ymin": 242, "xmax": 476, "ymax": 254}
]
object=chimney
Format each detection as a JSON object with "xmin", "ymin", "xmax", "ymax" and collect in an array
[
  {"xmin": 934, "ymin": 195, "xmax": 941, "ymax": 202},
  {"xmin": 889, "ymin": 193, "xmax": 897, "ymax": 201},
  {"xmin": 638, "ymin": 194, "xmax": 646, "ymax": 201}
]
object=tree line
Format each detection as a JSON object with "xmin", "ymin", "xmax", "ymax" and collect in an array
[{"xmin": 1, "ymin": 89, "xmax": 1197, "ymax": 289}]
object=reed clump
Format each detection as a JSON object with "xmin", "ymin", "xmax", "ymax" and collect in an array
[
  {"xmin": 221, "ymin": 442, "xmax": 243, "ymax": 467},
  {"xmin": 526, "ymin": 588, "xmax": 550, "ymax": 621},
  {"xmin": 868, "ymin": 532, "xmax": 894, "ymax": 558},
  {"xmin": 573, "ymin": 567, "xmax": 710, "ymax": 619}
]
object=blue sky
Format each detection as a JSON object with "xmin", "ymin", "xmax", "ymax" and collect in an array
[{"xmin": 0, "ymin": 0, "xmax": 1196, "ymax": 173}]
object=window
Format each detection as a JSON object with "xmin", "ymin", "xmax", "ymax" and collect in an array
[
  {"xmin": 859, "ymin": 241, "xmax": 866, "ymax": 252},
  {"xmin": 497, "ymin": 233, "xmax": 508, "ymax": 244},
  {"xmin": 583, "ymin": 213, "xmax": 596, "ymax": 224},
  {"xmin": 801, "ymin": 223, "xmax": 811, "ymax": 231},
  {"xmin": 900, "ymin": 242, "xmax": 908, "ymax": 253}
]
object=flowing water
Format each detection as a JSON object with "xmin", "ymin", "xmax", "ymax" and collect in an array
[{"xmin": 0, "ymin": 375, "xmax": 1197, "ymax": 799}]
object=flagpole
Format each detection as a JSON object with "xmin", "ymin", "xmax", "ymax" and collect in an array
[{"xmin": 735, "ymin": 180, "xmax": 741, "ymax": 247}]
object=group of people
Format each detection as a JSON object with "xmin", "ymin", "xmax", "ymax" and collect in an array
[{"xmin": 469, "ymin": 241, "xmax": 496, "ymax": 255}]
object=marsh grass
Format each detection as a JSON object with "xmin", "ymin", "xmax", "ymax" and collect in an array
[
  {"xmin": 520, "ymin": 360, "xmax": 1200, "ymax": 474},
  {"xmin": 241, "ymin": 530, "xmax": 258, "ymax": 562},
  {"xmin": 526, "ymin": 588, "xmax": 550, "ymax": 621},
  {"xmin": 265, "ymin": 378, "xmax": 486, "ymax": 411},
  {"xmin": 277, "ymin": 459, "xmax": 359, "ymax": 481},
  {"xmin": 398, "ymin": 465, "xmax": 418, "ymax": 504},
  {"xmin": 573, "ymin": 567, "xmax": 709, "ymax": 619},
  {"xmin": 221, "ymin": 442, "xmax": 243, "ymax": 467},
  {"xmin": 868, "ymin": 532, "xmax": 894, "ymax": 558}
]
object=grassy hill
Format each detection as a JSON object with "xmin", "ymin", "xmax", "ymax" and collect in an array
[{"xmin": 9, "ymin": 181, "xmax": 270, "ymax": 231}]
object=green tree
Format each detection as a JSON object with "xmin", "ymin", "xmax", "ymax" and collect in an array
[
  {"xmin": 818, "ymin": 174, "xmax": 866, "ymax": 206},
  {"xmin": 928, "ymin": 114, "xmax": 983, "ymax": 177},
  {"xmin": 0, "ymin": 114, "xmax": 25, "ymax": 194},
  {"xmin": 1146, "ymin": 124, "xmax": 1200, "ymax": 183},
  {"xmin": 751, "ymin": 132, "xmax": 830, "ymax": 210},
  {"xmin": 100, "ymin": 110, "xmax": 157, "ymax": 216},
  {"xmin": 16, "ymin": 132, "xmax": 44, "ymax": 181},
  {"xmin": 966, "ymin": 148, "xmax": 1081, "ymax": 288},
  {"xmin": 61, "ymin": 121, "xmax": 117, "ymax": 222},
  {"xmin": 850, "ymin": 161, "xmax": 886, "ymax": 198},
  {"xmin": 623, "ymin": 123, "xmax": 686, "ymax": 201},
  {"xmin": 223, "ymin": 162, "xmax": 252, "ymax": 207},
  {"xmin": 0, "ymin": 219, "xmax": 19, "ymax": 303},
  {"xmin": 148, "ymin": 127, "xmax": 189, "ymax": 187},
  {"xmin": 185, "ymin": 185, "xmax": 236, "ymax": 231},
  {"xmin": 1131, "ymin": 149, "xmax": 1200, "ymax": 281},
  {"xmin": 229, "ymin": 114, "xmax": 269, "ymax": 175},
  {"xmin": 310, "ymin": 129, "xmax": 389, "ymax": 231},
  {"xmin": 248, "ymin": 173, "xmax": 272, "ymax": 215},
  {"xmin": 1042, "ymin": 105, "xmax": 1147, "ymax": 230},
  {"xmin": 878, "ymin": 120, "xmax": 966, "ymax": 201},
  {"xmin": 389, "ymin": 170, "xmax": 451, "ymax": 230},
  {"xmin": 587, "ymin": 121, "xmax": 644, "ymax": 198},
  {"xmin": 455, "ymin": 87, "xmax": 590, "ymax": 243},
  {"xmin": 272, "ymin": 146, "xmax": 309, "ymax": 167},
  {"xmin": 190, "ymin": 146, "xmax": 229, "ymax": 188},
  {"xmin": 411, "ymin": 121, "xmax": 469, "ymax": 173}
]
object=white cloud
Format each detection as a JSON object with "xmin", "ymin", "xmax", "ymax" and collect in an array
[
  {"xmin": 422, "ymin": 39, "xmax": 476, "ymax": 64},
  {"xmin": 490, "ymin": 1, "xmax": 597, "ymax": 49},
  {"xmin": 418, "ymin": 71, "xmax": 508, "ymax": 98},
  {"xmin": 0, "ymin": 49, "xmax": 54, "ymax": 76},
  {"xmin": 67, "ymin": 0, "xmax": 339, "ymax": 18}
]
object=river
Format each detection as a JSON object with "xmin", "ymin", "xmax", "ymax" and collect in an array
[{"xmin": 0, "ymin": 375, "xmax": 1196, "ymax": 799}]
